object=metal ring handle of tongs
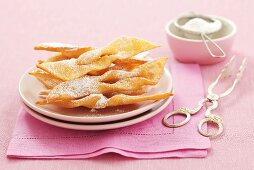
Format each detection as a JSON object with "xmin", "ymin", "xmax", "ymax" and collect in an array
[
  {"xmin": 198, "ymin": 116, "xmax": 223, "ymax": 137},
  {"xmin": 163, "ymin": 109, "xmax": 191, "ymax": 128},
  {"xmin": 198, "ymin": 100, "xmax": 223, "ymax": 138},
  {"xmin": 163, "ymin": 98, "xmax": 208, "ymax": 128}
]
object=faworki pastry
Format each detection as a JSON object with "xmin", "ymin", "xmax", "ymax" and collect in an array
[{"xmin": 30, "ymin": 36, "xmax": 173, "ymax": 109}]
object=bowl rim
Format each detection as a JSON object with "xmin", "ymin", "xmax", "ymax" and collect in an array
[{"xmin": 165, "ymin": 15, "xmax": 237, "ymax": 42}]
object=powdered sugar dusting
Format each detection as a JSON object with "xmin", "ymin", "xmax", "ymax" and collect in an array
[
  {"xmin": 182, "ymin": 18, "xmax": 222, "ymax": 34},
  {"xmin": 48, "ymin": 76, "xmax": 100, "ymax": 100},
  {"xmin": 78, "ymin": 48, "xmax": 103, "ymax": 64},
  {"xmin": 89, "ymin": 94, "xmax": 108, "ymax": 108},
  {"xmin": 40, "ymin": 42, "xmax": 76, "ymax": 48}
]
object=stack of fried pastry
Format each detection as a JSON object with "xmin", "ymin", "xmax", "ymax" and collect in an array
[{"xmin": 30, "ymin": 36, "xmax": 173, "ymax": 109}]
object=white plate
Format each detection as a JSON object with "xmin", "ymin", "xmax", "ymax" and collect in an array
[
  {"xmin": 19, "ymin": 68, "xmax": 173, "ymax": 123},
  {"xmin": 22, "ymin": 96, "xmax": 173, "ymax": 130}
]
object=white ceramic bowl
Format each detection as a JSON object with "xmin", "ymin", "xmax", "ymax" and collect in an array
[{"xmin": 165, "ymin": 15, "xmax": 237, "ymax": 65}]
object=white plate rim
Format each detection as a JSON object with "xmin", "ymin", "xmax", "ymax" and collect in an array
[
  {"xmin": 19, "ymin": 67, "xmax": 173, "ymax": 123},
  {"xmin": 22, "ymin": 95, "xmax": 173, "ymax": 130}
]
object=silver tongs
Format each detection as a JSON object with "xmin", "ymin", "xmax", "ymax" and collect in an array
[{"xmin": 163, "ymin": 56, "xmax": 247, "ymax": 137}]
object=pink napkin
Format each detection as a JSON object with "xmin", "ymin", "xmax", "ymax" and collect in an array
[{"xmin": 7, "ymin": 64, "xmax": 210, "ymax": 159}]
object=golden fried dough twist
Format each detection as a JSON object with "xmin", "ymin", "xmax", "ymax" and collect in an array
[
  {"xmin": 37, "ymin": 93, "xmax": 172, "ymax": 109},
  {"xmin": 39, "ymin": 57, "xmax": 167, "ymax": 102},
  {"xmin": 31, "ymin": 37, "xmax": 172, "ymax": 109},
  {"xmin": 34, "ymin": 43, "xmax": 94, "ymax": 63},
  {"xmin": 77, "ymin": 36, "xmax": 159, "ymax": 65}
]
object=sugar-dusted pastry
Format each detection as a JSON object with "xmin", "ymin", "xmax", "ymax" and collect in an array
[
  {"xmin": 88, "ymin": 58, "xmax": 147, "ymax": 76},
  {"xmin": 34, "ymin": 43, "xmax": 94, "ymax": 62},
  {"xmin": 34, "ymin": 42, "xmax": 93, "ymax": 54},
  {"xmin": 96, "ymin": 57, "xmax": 167, "ymax": 83},
  {"xmin": 31, "ymin": 37, "xmax": 173, "ymax": 109},
  {"xmin": 37, "ymin": 93, "xmax": 172, "ymax": 109},
  {"xmin": 29, "ymin": 68, "xmax": 63, "ymax": 89},
  {"xmin": 36, "ymin": 37, "xmax": 158, "ymax": 81},
  {"xmin": 38, "ymin": 57, "xmax": 166, "ymax": 101},
  {"xmin": 77, "ymin": 36, "xmax": 159, "ymax": 65},
  {"xmin": 37, "ymin": 53, "xmax": 69, "ymax": 63},
  {"xmin": 44, "ymin": 77, "xmax": 156, "ymax": 102},
  {"xmin": 31, "ymin": 58, "xmax": 155, "ymax": 89},
  {"xmin": 37, "ymin": 55, "xmax": 117, "ymax": 81}
]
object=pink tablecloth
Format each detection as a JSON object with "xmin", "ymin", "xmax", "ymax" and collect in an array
[{"xmin": 1, "ymin": 0, "xmax": 254, "ymax": 169}]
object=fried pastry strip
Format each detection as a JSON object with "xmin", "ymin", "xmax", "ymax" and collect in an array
[
  {"xmin": 40, "ymin": 57, "xmax": 166, "ymax": 101},
  {"xmin": 34, "ymin": 42, "xmax": 93, "ymax": 54},
  {"xmin": 77, "ymin": 36, "xmax": 159, "ymax": 65},
  {"xmin": 96, "ymin": 57, "xmax": 167, "ymax": 83},
  {"xmin": 33, "ymin": 57, "xmax": 166, "ymax": 90},
  {"xmin": 45, "ymin": 77, "xmax": 156, "ymax": 102},
  {"xmin": 88, "ymin": 58, "xmax": 147, "ymax": 76},
  {"xmin": 37, "ymin": 55, "xmax": 117, "ymax": 81},
  {"xmin": 37, "ymin": 53, "xmax": 69, "ymax": 63},
  {"xmin": 37, "ymin": 93, "xmax": 172, "ymax": 109},
  {"xmin": 36, "ymin": 37, "xmax": 157, "ymax": 80},
  {"xmin": 29, "ymin": 68, "xmax": 63, "ymax": 89},
  {"xmin": 34, "ymin": 43, "xmax": 94, "ymax": 61}
]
